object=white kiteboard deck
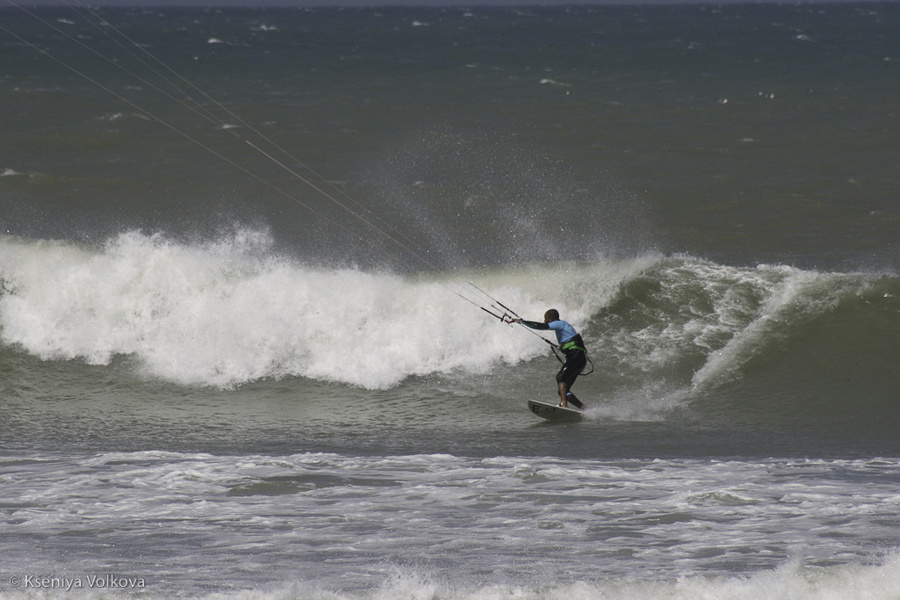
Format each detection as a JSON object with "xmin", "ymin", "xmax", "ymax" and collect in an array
[{"xmin": 527, "ymin": 399, "xmax": 584, "ymax": 422}]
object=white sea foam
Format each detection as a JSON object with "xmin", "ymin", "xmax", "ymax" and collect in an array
[
  {"xmin": 260, "ymin": 558, "xmax": 900, "ymax": 600},
  {"xmin": 0, "ymin": 231, "xmax": 642, "ymax": 389},
  {"xmin": 2, "ymin": 562, "xmax": 899, "ymax": 600},
  {"xmin": 3, "ymin": 451, "xmax": 900, "ymax": 600},
  {"xmin": 690, "ymin": 263, "xmax": 866, "ymax": 391}
]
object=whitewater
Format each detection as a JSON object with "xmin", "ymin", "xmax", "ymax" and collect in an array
[
  {"xmin": 2, "ymin": 229, "xmax": 892, "ymax": 397},
  {"xmin": 0, "ymin": 230, "xmax": 625, "ymax": 389},
  {"xmin": 4, "ymin": 450, "xmax": 900, "ymax": 599}
]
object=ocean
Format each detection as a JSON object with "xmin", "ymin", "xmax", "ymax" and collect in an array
[{"xmin": 2, "ymin": 3, "xmax": 900, "ymax": 599}]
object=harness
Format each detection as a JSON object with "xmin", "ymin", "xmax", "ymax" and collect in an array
[
  {"xmin": 553, "ymin": 334, "xmax": 593, "ymax": 375},
  {"xmin": 560, "ymin": 339, "xmax": 587, "ymax": 354}
]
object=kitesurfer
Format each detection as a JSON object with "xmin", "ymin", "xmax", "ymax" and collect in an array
[{"xmin": 511, "ymin": 309, "xmax": 587, "ymax": 410}]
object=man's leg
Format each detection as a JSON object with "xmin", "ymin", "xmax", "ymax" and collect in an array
[
  {"xmin": 559, "ymin": 381, "xmax": 585, "ymax": 409},
  {"xmin": 558, "ymin": 381, "xmax": 569, "ymax": 407},
  {"xmin": 566, "ymin": 389, "xmax": 585, "ymax": 409},
  {"xmin": 557, "ymin": 353, "xmax": 587, "ymax": 409}
]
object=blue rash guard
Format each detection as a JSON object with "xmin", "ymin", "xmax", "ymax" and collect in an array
[
  {"xmin": 546, "ymin": 320, "xmax": 578, "ymax": 345},
  {"xmin": 521, "ymin": 319, "xmax": 586, "ymax": 352}
]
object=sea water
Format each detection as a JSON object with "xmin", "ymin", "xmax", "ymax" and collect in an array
[{"xmin": 2, "ymin": 5, "xmax": 900, "ymax": 599}]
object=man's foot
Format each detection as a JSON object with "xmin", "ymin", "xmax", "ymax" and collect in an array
[
  {"xmin": 565, "ymin": 393, "xmax": 585, "ymax": 410},
  {"xmin": 560, "ymin": 402, "xmax": 587, "ymax": 411}
]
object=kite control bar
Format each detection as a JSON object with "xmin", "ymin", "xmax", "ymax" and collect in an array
[
  {"xmin": 470, "ymin": 283, "xmax": 524, "ymax": 326},
  {"xmin": 470, "ymin": 282, "xmax": 594, "ymax": 374}
]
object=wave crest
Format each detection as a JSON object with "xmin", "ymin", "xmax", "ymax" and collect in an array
[{"xmin": 2, "ymin": 232, "xmax": 896, "ymax": 406}]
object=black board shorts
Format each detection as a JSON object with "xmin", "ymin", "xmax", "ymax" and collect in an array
[{"xmin": 556, "ymin": 349, "xmax": 587, "ymax": 388}]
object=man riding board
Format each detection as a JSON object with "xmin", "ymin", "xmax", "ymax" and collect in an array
[{"xmin": 510, "ymin": 309, "xmax": 587, "ymax": 410}]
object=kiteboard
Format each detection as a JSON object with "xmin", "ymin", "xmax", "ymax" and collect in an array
[{"xmin": 527, "ymin": 400, "xmax": 584, "ymax": 422}]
